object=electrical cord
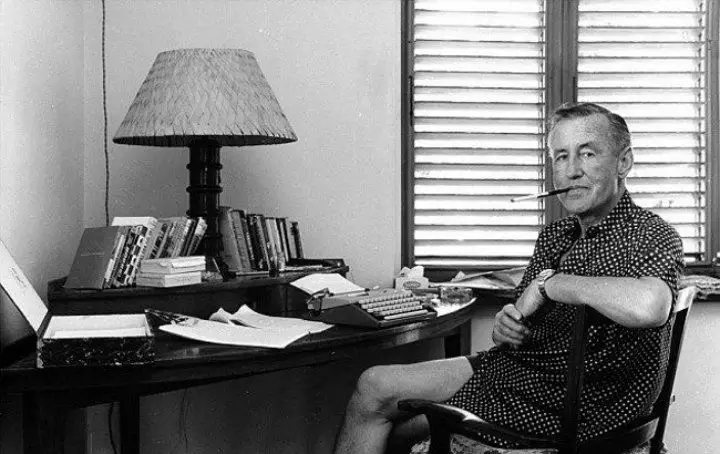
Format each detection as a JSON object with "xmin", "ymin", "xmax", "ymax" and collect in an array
[
  {"xmin": 102, "ymin": 0, "xmax": 110, "ymax": 226},
  {"xmin": 108, "ymin": 402, "xmax": 118, "ymax": 454},
  {"xmin": 102, "ymin": 3, "xmax": 116, "ymax": 451}
]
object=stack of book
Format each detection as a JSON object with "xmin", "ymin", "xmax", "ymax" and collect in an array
[
  {"xmin": 218, "ymin": 207, "xmax": 305, "ymax": 275},
  {"xmin": 115, "ymin": 216, "xmax": 208, "ymax": 262},
  {"xmin": 136, "ymin": 256, "xmax": 206, "ymax": 288},
  {"xmin": 64, "ymin": 216, "xmax": 207, "ymax": 290}
]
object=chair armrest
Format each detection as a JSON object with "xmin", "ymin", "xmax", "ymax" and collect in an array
[
  {"xmin": 398, "ymin": 399, "xmax": 556, "ymax": 449},
  {"xmin": 579, "ymin": 417, "xmax": 658, "ymax": 453}
]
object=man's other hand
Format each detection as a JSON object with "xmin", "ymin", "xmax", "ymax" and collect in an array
[
  {"xmin": 492, "ymin": 304, "xmax": 530, "ymax": 348},
  {"xmin": 515, "ymin": 278, "xmax": 546, "ymax": 319}
]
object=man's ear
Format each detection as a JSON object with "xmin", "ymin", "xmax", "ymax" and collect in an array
[{"xmin": 617, "ymin": 147, "xmax": 633, "ymax": 179}]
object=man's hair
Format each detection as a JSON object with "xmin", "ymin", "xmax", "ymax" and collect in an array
[{"xmin": 548, "ymin": 102, "xmax": 632, "ymax": 154}]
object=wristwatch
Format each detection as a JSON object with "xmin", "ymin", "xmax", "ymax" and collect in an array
[{"xmin": 536, "ymin": 268, "xmax": 556, "ymax": 301}]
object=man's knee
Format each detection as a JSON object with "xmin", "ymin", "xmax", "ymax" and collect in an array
[{"xmin": 350, "ymin": 364, "xmax": 405, "ymax": 418}]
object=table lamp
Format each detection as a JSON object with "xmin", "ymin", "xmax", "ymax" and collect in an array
[{"xmin": 113, "ymin": 48, "xmax": 297, "ymax": 257}]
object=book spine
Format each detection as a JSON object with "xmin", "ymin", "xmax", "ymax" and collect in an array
[
  {"xmin": 161, "ymin": 217, "xmax": 185, "ymax": 258},
  {"xmin": 277, "ymin": 218, "xmax": 292, "ymax": 262},
  {"xmin": 178, "ymin": 217, "xmax": 198, "ymax": 257},
  {"xmin": 245, "ymin": 214, "xmax": 261, "ymax": 270},
  {"xmin": 103, "ymin": 229, "xmax": 127, "ymax": 289},
  {"xmin": 156, "ymin": 219, "xmax": 177, "ymax": 259},
  {"xmin": 218, "ymin": 207, "xmax": 242, "ymax": 272},
  {"xmin": 111, "ymin": 228, "xmax": 138, "ymax": 288},
  {"xmin": 141, "ymin": 220, "xmax": 161, "ymax": 261},
  {"xmin": 239, "ymin": 211, "xmax": 257, "ymax": 270},
  {"xmin": 264, "ymin": 217, "xmax": 280, "ymax": 264},
  {"xmin": 291, "ymin": 221, "xmax": 304, "ymax": 259},
  {"xmin": 139, "ymin": 256, "xmax": 206, "ymax": 274},
  {"xmin": 123, "ymin": 225, "xmax": 149, "ymax": 286},
  {"xmin": 148, "ymin": 220, "xmax": 170, "ymax": 259},
  {"xmin": 187, "ymin": 217, "xmax": 208, "ymax": 255},
  {"xmin": 230, "ymin": 210, "xmax": 253, "ymax": 271},
  {"xmin": 248, "ymin": 214, "xmax": 269, "ymax": 270},
  {"xmin": 271, "ymin": 218, "xmax": 286, "ymax": 264},
  {"xmin": 106, "ymin": 230, "xmax": 128, "ymax": 288},
  {"xmin": 276, "ymin": 218, "xmax": 290, "ymax": 264},
  {"xmin": 136, "ymin": 271, "xmax": 202, "ymax": 288},
  {"xmin": 170, "ymin": 217, "xmax": 192, "ymax": 258}
]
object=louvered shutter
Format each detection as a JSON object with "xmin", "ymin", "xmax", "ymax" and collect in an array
[
  {"xmin": 577, "ymin": 0, "xmax": 709, "ymax": 261},
  {"xmin": 411, "ymin": 0, "xmax": 548, "ymax": 268}
]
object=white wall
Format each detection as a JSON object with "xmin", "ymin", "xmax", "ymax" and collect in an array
[
  {"xmin": 0, "ymin": 0, "xmax": 85, "ymax": 299},
  {"xmin": 0, "ymin": 1, "xmax": 85, "ymax": 452},
  {"xmin": 84, "ymin": 0, "xmax": 402, "ymax": 289}
]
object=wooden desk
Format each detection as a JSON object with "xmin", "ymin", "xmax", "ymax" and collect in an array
[{"xmin": 0, "ymin": 302, "xmax": 476, "ymax": 454}]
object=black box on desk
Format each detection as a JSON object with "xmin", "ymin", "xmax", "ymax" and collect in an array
[
  {"xmin": 34, "ymin": 313, "xmax": 154, "ymax": 367},
  {"xmin": 1, "ymin": 241, "xmax": 154, "ymax": 368}
]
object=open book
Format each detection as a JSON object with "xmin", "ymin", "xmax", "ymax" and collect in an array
[
  {"xmin": 146, "ymin": 307, "xmax": 332, "ymax": 349},
  {"xmin": 437, "ymin": 266, "xmax": 526, "ymax": 291},
  {"xmin": 208, "ymin": 305, "xmax": 332, "ymax": 334}
]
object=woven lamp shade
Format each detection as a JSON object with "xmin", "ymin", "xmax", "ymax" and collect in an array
[{"xmin": 113, "ymin": 48, "xmax": 297, "ymax": 147}]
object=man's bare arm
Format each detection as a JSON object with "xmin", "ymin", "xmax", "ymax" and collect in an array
[{"xmin": 543, "ymin": 274, "xmax": 672, "ymax": 328}]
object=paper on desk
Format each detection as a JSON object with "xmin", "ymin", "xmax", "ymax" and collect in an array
[
  {"xmin": 436, "ymin": 267, "xmax": 526, "ymax": 290},
  {"xmin": 210, "ymin": 305, "xmax": 333, "ymax": 334},
  {"xmin": 160, "ymin": 319, "xmax": 310, "ymax": 349},
  {"xmin": 436, "ymin": 275, "xmax": 513, "ymax": 290},
  {"xmin": 290, "ymin": 273, "xmax": 365, "ymax": 295}
]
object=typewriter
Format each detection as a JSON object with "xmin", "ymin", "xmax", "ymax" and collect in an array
[{"xmin": 306, "ymin": 288, "xmax": 437, "ymax": 328}]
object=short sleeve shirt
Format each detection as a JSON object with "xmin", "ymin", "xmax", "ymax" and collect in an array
[{"xmin": 446, "ymin": 190, "xmax": 685, "ymax": 448}]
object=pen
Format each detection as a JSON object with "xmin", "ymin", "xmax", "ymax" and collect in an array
[{"xmin": 511, "ymin": 186, "xmax": 579, "ymax": 202}]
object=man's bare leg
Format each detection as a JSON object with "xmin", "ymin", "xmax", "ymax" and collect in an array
[{"xmin": 333, "ymin": 356, "xmax": 473, "ymax": 454}]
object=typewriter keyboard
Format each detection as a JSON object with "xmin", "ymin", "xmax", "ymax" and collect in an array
[{"xmin": 357, "ymin": 290, "xmax": 433, "ymax": 321}]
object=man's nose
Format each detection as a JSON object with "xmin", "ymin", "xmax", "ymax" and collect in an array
[{"xmin": 566, "ymin": 155, "xmax": 583, "ymax": 179}]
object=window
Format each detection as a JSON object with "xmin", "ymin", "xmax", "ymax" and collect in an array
[{"xmin": 403, "ymin": 0, "xmax": 719, "ymax": 272}]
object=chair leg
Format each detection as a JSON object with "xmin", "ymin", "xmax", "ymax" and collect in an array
[
  {"xmin": 427, "ymin": 421, "xmax": 451, "ymax": 454},
  {"xmin": 648, "ymin": 440, "xmax": 665, "ymax": 454}
]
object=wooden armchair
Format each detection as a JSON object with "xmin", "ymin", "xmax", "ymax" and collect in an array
[{"xmin": 398, "ymin": 285, "xmax": 698, "ymax": 454}]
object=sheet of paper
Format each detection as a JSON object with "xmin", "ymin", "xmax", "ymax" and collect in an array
[
  {"xmin": 290, "ymin": 273, "xmax": 365, "ymax": 295},
  {"xmin": 436, "ymin": 275, "xmax": 514, "ymax": 290},
  {"xmin": 50, "ymin": 327, "xmax": 148, "ymax": 339},
  {"xmin": 433, "ymin": 298, "xmax": 477, "ymax": 317},
  {"xmin": 160, "ymin": 319, "xmax": 310, "ymax": 349},
  {"xmin": 209, "ymin": 305, "xmax": 333, "ymax": 334},
  {"xmin": 0, "ymin": 239, "xmax": 48, "ymax": 333},
  {"xmin": 45, "ymin": 313, "xmax": 151, "ymax": 339}
]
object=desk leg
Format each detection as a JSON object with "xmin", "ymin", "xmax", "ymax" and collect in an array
[
  {"xmin": 444, "ymin": 319, "xmax": 472, "ymax": 358},
  {"xmin": 22, "ymin": 392, "xmax": 65, "ymax": 454},
  {"xmin": 119, "ymin": 395, "xmax": 140, "ymax": 454}
]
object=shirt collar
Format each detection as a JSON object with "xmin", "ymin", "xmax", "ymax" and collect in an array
[{"xmin": 573, "ymin": 189, "xmax": 635, "ymax": 238}]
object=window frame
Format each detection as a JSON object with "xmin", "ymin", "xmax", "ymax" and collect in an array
[{"xmin": 401, "ymin": 0, "xmax": 720, "ymax": 278}]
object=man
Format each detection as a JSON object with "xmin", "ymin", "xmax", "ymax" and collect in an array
[{"xmin": 333, "ymin": 102, "xmax": 684, "ymax": 453}]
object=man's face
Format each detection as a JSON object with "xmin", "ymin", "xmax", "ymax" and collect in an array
[{"xmin": 548, "ymin": 114, "xmax": 631, "ymax": 226}]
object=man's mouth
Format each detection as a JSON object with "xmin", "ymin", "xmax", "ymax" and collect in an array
[{"xmin": 560, "ymin": 185, "xmax": 587, "ymax": 197}]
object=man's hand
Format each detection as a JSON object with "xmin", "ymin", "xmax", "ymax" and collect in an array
[
  {"xmin": 492, "ymin": 304, "xmax": 529, "ymax": 348},
  {"xmin": 514, "ymin": 278, "xmax": 546, "ymax": 319}
]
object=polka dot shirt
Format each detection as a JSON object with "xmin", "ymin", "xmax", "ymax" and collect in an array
[{"xmin": 445, "ymin": 190, "xmax": 685, "ymax": 448}]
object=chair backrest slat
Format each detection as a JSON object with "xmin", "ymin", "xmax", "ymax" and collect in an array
[
  {"xmin": 559, "ymin": 306, "xmax": 589, "ymax": 453},
  {"xmin": 559, "ymin": 285, "xmax": 697, "ymax": 454},
  {"xmin": 649, "ymin": 285, "xmax": 697, "ymax": 451}
]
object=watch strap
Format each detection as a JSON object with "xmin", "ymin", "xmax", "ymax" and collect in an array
[{"xmin": 537, "ymin": 269, "xmax": 556, "ymax": 301}]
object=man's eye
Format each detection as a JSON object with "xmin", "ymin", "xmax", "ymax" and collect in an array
[
  {"xmin": 581, "ymin": 150, "xmax": 595, "ymax": 158},
  {"xmin": 553, "ymin": 154, "xmax": 567, "ymax": 161}
]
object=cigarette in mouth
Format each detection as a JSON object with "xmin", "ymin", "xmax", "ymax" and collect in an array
[{"xmin": 511, "ymin": 186, "xmax": 578, "ymax": 202}]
